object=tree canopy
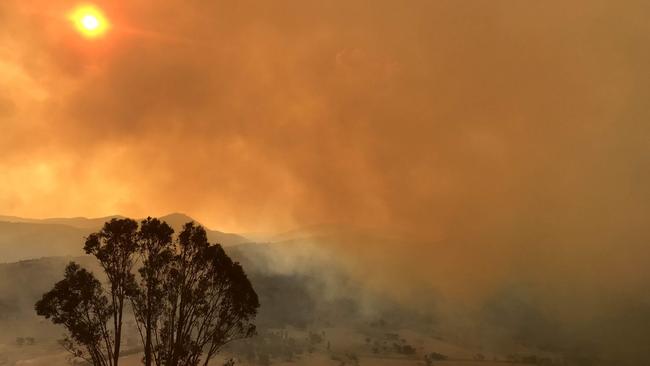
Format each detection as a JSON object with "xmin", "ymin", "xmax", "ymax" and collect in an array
[{"xmin": 35, "ymin": 217, "xmax": 259, "ymax": 366}]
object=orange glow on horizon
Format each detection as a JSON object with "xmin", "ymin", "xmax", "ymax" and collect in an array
[{"xmin": 69, "ymin": 4, "xmax": 110, "ymax": 39}]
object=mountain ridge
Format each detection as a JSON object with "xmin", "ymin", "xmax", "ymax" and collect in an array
[{"xmin": 0, "ymin": 213, "xmax": 250, "ymax": 263}]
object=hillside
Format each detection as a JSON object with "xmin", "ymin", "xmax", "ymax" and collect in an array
[
  {"xmin": 0, "ymin": 222, "xmax": 90, "ymax": 263},
  {"xmin": 0, "ymin": 213, "xmax": 249, "ymax": 263}
]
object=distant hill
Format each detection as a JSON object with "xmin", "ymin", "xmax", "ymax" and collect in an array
[
  {"xmin": 0, "ymin": 213, "xmax": 250, "ymax": 263},
  {"xmin": 0, "ymin": 222, "xmax": 91, "ymax": 263},
  {"xmin": 157, "ymin": 213, "xmax": 250, "ymax": 246},
  {"xmin": 0, "ymin": 215, "xmax": 125, "ymax": 229},
  {"xmin": 0, "ymin": 241, "xmax": 366, "ymax": 330},
  {"xmin": 0, "ymin": 216, "xmax": 420, "ymax": 331},
  {"xmin": 0, "ymin": 256, "xmax": 99, "ymax": 320}
]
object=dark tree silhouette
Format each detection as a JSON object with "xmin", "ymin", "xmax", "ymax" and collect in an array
[
  {"xmin": 154, "ymin": 222, "xmax": 259, "ymax": 366},
  {"xmin": 35, "ymin": 263, "xmax": 114, "ymax": 366},
  {"xmin": 130, "ymin": 217, "xmax": 175, "ymax": 366},
  {"xmin": 84, "ymin": 218, "xmax": 139, "ymax": 366},
  {"xmin": 36, "ymin": 217, "xmax": 259, "ymax": 366}
]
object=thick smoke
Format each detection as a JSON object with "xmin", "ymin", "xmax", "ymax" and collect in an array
[{"xmin": 1, "ymin": 0, "xmax": 650, "ymax": 363}]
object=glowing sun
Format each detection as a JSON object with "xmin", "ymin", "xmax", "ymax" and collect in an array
[{"xmin": 69, "ymin": 5, "xmax": 110, "ymax": 38}]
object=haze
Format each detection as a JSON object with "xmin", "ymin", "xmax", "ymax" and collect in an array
[{"xmin": 1, "ymin": 1, "xmax": 650, "ymax": 365}]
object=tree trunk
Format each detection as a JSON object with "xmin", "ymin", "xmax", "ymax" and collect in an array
[
  {"xmin": 145, "ymin": 287, "xmax": 152, "ymax": 366},
  {"xmin": 114, "ymin": 298, "xmax": 123, "ymax": 366}
]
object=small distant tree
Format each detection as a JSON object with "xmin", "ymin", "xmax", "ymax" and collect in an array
[
  {"xmin": 425, "ymin": 355, "xmax": 432, "ymax": 366},
  {"xmin": 309, "ymin": 331, "xmax": 323, "ymax": 344},
  {"xmin": 427, "ymin": 352, "xmax": 448, "ymax": 361},
  {"xmin": 35, "ymin": 263, "xmax": 113, "ymax": 366}
]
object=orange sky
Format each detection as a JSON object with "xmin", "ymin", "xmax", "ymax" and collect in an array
[
  {"xmin": 1, "ymin": 0, "xmax": 649, "ymax": 241},
  {"xmin": 2, "ymin": 2, "xmax": 650, "ymax": 357}
]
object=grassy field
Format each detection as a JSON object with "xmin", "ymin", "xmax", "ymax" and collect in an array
[{"xmin": 1, "ymin": 326, "xmax": 557, "ymax": 366}]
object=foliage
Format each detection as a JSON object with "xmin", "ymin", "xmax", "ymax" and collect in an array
[
  {"xmin": 84, "ymin": 218, "xmax": 140, "ymax": 366},
  {"xmin": 153, "ymin": 222, "xmax": 259, "ymax": 366},
  {"xmin": 36, "ymin": 217, "xmax": 259, "ymax": 366},
  {"xmin": 35, "ymin": 262, "xmax": 114, "ymax": 366},
  {"xmin": 129, "ymin": 217, "xmax": 174, "ymax": 366}
]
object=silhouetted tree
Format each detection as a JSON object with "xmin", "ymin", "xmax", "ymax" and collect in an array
[
  {"xmin": 35, "ymin": 263, "xmax": 113, "ymax": 366},
  {"xmin": 84, "ymin": 218, "xmax": 139, "ymax": 366},
  {"xmin": 130, "ymin": 217, "xmax": 174, "ymax": 366},
  {"xmin": 154, "ymin": 222, "xmax": 260, "ymax": 366},
  {"xmin": 36, "ymin": 218, "xmax": 259, "ymax": 366}
]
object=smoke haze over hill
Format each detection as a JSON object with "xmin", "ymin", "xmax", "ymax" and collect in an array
[{"xmin": 1, "ymin": 1, "xmax": 650, "ymax": 364}]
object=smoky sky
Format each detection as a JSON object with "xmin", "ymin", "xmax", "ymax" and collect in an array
[{"xmin": 2, "ymin": 0, "xmax": 650, "ymax": 331}]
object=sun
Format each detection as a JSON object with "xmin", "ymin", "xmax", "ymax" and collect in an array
[{"xmin": 69, "ymin": 4, "xmax": 110, "ymax": 38}]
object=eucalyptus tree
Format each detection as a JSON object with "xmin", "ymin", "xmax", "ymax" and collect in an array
[
  {"xmin": 84, "ymin": 218, "xmax": 140, "ymax": 366},
  {"xmin": 153, "ymin": 222, "xmax": 259, "ymax": 366},
  {"xmin": 36, "ymin": 263, "xmax": 114, "ymax": 366},
  {"xmin": 130, "ymin": 217, "xmax": 175, "ymax": 366},
  {"xmin": 36, "ymin": 217, "xmax": 259, "ymax": 366}
]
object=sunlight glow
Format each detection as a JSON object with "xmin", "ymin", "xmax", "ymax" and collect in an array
[{"xmin": 69, "ymin": 4, "xmax": 110, "ymax": 38}]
